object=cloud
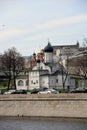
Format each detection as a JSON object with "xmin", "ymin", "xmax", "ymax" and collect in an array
[
  {"xmin": 35, "ymin": 14, "xmax": 87, "ymax": 30},
  {"xmin": 0, "ymin": 28, "xmax": 28, "ymax": 42},
  {"xmin": 25, "ymin": 32, "xmax": 72, "ymax": 42},
  {"xmin": 0, "ymin": 14, "xmax": 87, "ymax": 43},
  {"xmin": 0, "ymin": 29, "xmax": 20, "ymax": 39}
]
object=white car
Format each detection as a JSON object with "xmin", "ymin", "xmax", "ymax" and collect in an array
[
  {"xmin": 4, "ymin": 90, "xmax": 16, "ymax": 94},
  {"xmin": 38, "ymin": 89, "xmax": 58, "ymax": 94}
]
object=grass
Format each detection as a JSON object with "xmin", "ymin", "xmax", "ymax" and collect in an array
[
  {"xmin": 0, "ymin": 79, "xmax": 15, "ymax": 91},
  {"xmin": 0, "ymin": 88, "xmax": 8, "ymax": 93},
  {"xmin": 0, "ymin": 80, "xmax": 8, "ymax": 87}
]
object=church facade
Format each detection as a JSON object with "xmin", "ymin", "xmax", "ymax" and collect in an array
[{"xmin": 16, "ymin": 42, "xmax": 75, "ymax": 90}]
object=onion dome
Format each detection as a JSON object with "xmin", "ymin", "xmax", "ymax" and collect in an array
[
  {"xmin": 37, "ymin": 49, "xmax": 43, "ymax": 54},
  {"xmin": 33, "ymin": 53, "xmax": 36, "ymax": 56},
  {"xmin": 44, "ymin": 42, "xmax": 53, "ymax": 52}
]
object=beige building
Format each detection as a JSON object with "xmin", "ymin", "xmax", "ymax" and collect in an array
[{"xmin": 53, "ymin": 41, "xmax": 79, "ymax": 56}]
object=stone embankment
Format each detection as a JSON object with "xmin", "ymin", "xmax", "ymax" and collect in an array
[{"xmin": 0, "ymin": 94, "xmax": 87, "ymax": 118}]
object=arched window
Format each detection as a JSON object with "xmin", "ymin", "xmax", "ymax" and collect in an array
[
  {"xmin": 18, "ymin": 80, "xmax": 24, "ymax": 86},
  {"xmin": 26, "ymin": 80, "xmax": 29, "ymax": 86}
]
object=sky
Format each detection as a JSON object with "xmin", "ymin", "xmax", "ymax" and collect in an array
[{"xmin": 0, "ymin": 0, "xmax": 87, "ymax": 56}]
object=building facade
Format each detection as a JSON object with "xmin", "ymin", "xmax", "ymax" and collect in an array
[
  {"xmin": 16, "ymin": 42, "xmax": 75, "ymax": 90},
  {"xmin": 53, "ymin": 41, "xmax": 79, "ymax": 56}
]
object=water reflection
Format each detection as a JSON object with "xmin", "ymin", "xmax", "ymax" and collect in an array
[{"xmin": 0, "ymin": 118, "xmax": 87, "ymax": 130}]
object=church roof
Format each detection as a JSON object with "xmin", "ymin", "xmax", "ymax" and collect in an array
[
  {"xmin": 53, "ymin": 43, "xmax": 79, "ymax": 49},
  {"xmin": 44, "ymin": 42, "xmax": 53, "ymax": 53},
  {"xmin": 45, "ymin": 62, "xmax": 56, "ymax": 68},
  {"xmin": 16, "ymin": 75, "xmax": 28, "ymax": 79},
  {"xmin": 33, "ymin": 53, "xmax": 36, "ymax": 55},
  {"xmin": 37, "ymin": 49, "xmax": 43, "ymax": 54}
]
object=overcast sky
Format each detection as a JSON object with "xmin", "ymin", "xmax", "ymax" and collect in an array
[{"xmin": 0, "ymin": 0, "xmax": 87, "ymax": 55}]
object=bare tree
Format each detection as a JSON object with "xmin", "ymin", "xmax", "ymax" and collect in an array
[
  {"xmin": 0, "ymin": 54, "xmax": 3, "ymax": 70},
  {"xmin": 1, "ymin": 50, "xmax": 12, "ymax": 90},
  {"xmin": 68, "ymin": 56, "xmax": 87, "ymax": 77},
  {"xmin": 77, "ymin": 38, "xmax": 87, "ymax": 77},
  {"xmin": 59, "ymin": 53, "xmax": 70, "ymax": 90},
  {"xmin": 80, "ymin": 56, "xmax": 87, "ymax": 77},
  {"xmin": 83, "ymin": 38, "xmax": 87, "ymax": 47},
  {"xmin": 1, "ymin": 47, "xmax": 24, "ymax": 90}
]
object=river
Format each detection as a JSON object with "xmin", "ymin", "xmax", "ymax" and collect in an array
[{"xmin": 0, "ymin": 117, "xmax": 87, "ymax": 130}]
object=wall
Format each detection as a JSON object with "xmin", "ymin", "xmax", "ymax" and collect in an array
[
  {"xmin": 16, "ymin": 79, "xmax": 28, "ymax": 90},
  {"xmin": 78, "ymin": 79, "xmax": 87, "ymax": 88},
  {"xmin": 49, "ymin": 76, "xmax": 56, "ymax": 88},
  {"xmin": 56, "ymin": 75, "xmax": 70, "ymax": 89},
  {"xmin": 0, "ymin": 94, "xmax": 87, "ymax": 118},
  {"xmin": 44, "ymin": 52, "xmax": 53, "ymax": 63},
  {"xmin": 40, "ymin": 75, "xmax": 49, "ymax": 88},
  {"xmin": 29, "ymin": 71, "xmax": 40, "ymax": 89},
  {"xmin": 70, "ymin": 79, "xmax": 75, "ymax": 89}
]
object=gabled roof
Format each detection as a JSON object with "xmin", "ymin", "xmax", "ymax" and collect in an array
[
  {"xmin": 16, "ymin": 75, "xmax": 28, "ymax": 79},
  {"xmin": 53, "ymin": 43, "xmax": 79, "ymax": 49},
  {"xmin": 45, "ymin": 62, "xmax": 56, "ymax": 67},
  {"xmin": 0, "ymin": 71, "xmax": 6, "ymax": 76},
  {"xmin": 52, "ymin": 69, "xmax": 66, "ymax": 75}
]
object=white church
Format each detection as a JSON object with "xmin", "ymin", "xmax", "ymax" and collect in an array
[{"xmin": 16, "ymin": 42, "xmax": 75, "ymax": 90}]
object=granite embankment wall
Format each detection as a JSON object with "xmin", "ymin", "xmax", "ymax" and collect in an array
[{"xmin": 0, "ymin": 94, "xmax": 87, "ymax": 118}]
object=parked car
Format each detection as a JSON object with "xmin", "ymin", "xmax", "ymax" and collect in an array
[
  {"xmin": 70, "ymin": 87, "xmax": 87, "ymax": 93},
  {"xmin": 38, "ymin": 89, "xmax": 58, "ymax": 94},
  {"xmin": 0, "ymin": 90, "xmax": 4, "ymax": 94},
  {"xmin": 69, "ymin": 88, "xmax": 76, "ymax": 93},
  {"xmin": 4, "ymin": 90, "xmax": 16, "ymax": 95},
  {"xmin": 11, "ymin": 90, "xmax": 27, "ymax": 94},
  {"xmin": 31, "ymin": 88, "xmax": 40, "ymax": 94},
  {"xmin": 31, "ymin": 87, "xmax": 48, "ymax": 94},
  {"xmin": 84, "ymin": 88, "xmax": 87, "ymax": 93}
]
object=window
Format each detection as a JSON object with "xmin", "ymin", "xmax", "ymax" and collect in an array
[
  {"xmin": 31, "ymin": 80, "xmax": 33, "ymax": 84},
  {"xmin": 18, "ymin": 80, "xmax": 24, "ymax": 86},
  {"xmin": 36, "ymin": 80, "xmax": 38, "ymax": 83},
  {"xmin": 52, "ymin": 80, "xmax": 53, "ymax": 84},
  {"xmin": 41, "ymin": 66, "xmax": 43, "ymax": 69},
  {"xmin": 26, "ymin": 80, "xmax": 29, "ymax": 86},
  {"xmin": 56, "ymin": 79, "xmax": 58, "ymax": 83}
]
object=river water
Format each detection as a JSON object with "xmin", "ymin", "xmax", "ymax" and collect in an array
[{"xmin": 0, "ymin": 118, "xmax": 87, "ymax": 130}]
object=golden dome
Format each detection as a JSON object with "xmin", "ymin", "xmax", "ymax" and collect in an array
[{"xmin": 37, "ymin": 49, "xmax": 43, "ymax": 54}]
